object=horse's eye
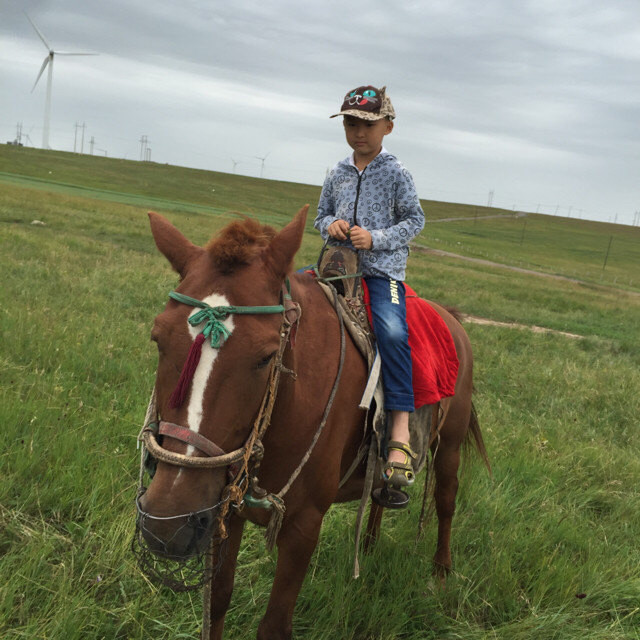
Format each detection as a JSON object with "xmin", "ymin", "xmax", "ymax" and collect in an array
[{"xmin": 256, "ymin": 352, "xmax": 276, "ymax": 370}]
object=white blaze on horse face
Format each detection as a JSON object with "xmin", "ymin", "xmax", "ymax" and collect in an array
[{"xmin": 185, "ymin": 293, "xmax": 235, "ymax": 454}]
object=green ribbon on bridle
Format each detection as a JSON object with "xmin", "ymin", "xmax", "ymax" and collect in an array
[{"xmin": 168, "ymin": 291, "xmax": 285, "ymax": 349}]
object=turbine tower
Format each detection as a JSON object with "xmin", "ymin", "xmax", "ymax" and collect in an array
[
  {"xmin": 255, "ymin": 152, "xmax": 270, "ymax": 179},
  {"xmin": 26, "ymin": 13, "xmax": 97, "ymax": 149}
]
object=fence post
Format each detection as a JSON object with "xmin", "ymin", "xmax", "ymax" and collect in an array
[{"xmin": 519, "ymin": 219, "xmax": 527, "ymax": 246}]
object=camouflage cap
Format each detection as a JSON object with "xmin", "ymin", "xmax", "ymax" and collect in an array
[{"xmin": 330, "ymin": 85, "xmax": 395, "ymax": 121}]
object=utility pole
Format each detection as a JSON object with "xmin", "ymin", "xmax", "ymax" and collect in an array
[
  {"xmin": 145, "ymin": 147, "xmax": 151, "ymax": 162},
  {"xmin": 80, "ymin": 122, "xmax": 86, "ymax": 154},
  {"xmin": 602, "ymin": 236, "xmax": 613, "ymax": 271},
  {"xmin": 15, "ymin": 122, "xmax": 23, "ymax": 144},
  {"xmin": 89, "ymin": 136, "xmax": 95, "ymax": 155},
  {"xmin": 139, "ymin": 135, "xmax": 149, "ymax": 161},
  {"xmin": 73, "ymin": 122, "xmax": 83, "ymax": 153},
  {"xmin": 487, "ymin": 190, "xmax": 494, "ymax": 207},
  {"xmin": 231, "ymin": 158, "xmax": 240, "ymax": 173}
]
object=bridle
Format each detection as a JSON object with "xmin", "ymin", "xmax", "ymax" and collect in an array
[{"xmin": 136, "ymin": 281, "xmax": 301, "ymax": 539}]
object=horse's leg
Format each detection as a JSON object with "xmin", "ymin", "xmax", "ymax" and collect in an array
[
  {"xmin": 431, "ymin": 401, "xmax": 469, "ymax": 581},
  {"xmin": 363, "ymin": 501, "xmax": 384, "ymax": 553},
  {"xmin": 204, "ymin": 514, "xmax": 246, "ymax": 640},
  {"xmin": 432, "ymin": 437, "xmax": 461, "ymax": 580},
  {"xmin": 256, "ymin": 508, "xmax": 324, "ymax": 640}
]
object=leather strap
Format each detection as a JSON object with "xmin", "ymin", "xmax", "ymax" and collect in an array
[{"xmin": 159, "ymin": 421, "xmax": 226, "ymax": 458}]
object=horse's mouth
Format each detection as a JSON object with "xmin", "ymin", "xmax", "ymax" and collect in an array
[
  {"xmin": 132, "ymin": 505, "xmax": 222, "ymax": 591},
  {"xmin": 135, "ymin": 499, "xmax": 217, "ymax": 556}
]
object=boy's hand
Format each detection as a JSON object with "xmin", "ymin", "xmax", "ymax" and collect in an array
[
  {"xmin": 350, "ymin": 226, "xmax": 373, "ymax": 250},
  {"xmin": 327, "ymin": 219, "xmax": 351, "ymax": 241}
]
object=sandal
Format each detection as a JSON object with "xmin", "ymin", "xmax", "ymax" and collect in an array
[{"xmin": 383, "ymin": 440, "xmax": 417, "ymax": 487}]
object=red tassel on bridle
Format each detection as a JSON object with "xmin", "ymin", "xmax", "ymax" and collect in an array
[{"xmin": 169, "ymin": 333, "xmax": 206, "ymax": 408}]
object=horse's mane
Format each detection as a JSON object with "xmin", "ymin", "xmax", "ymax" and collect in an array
[{"xmin": 206, "ymin": 217, "xmax": 277, "ymax": 274}]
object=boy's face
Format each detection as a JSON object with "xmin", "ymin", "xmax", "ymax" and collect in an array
[{"xmin": 343, "ymin": 115, "xmax": 393, "ymax": 160}]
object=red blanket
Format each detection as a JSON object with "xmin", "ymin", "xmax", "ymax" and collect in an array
[{"xmin": 363, "ymin": 283, "xmax": 459, "ymax": 409}]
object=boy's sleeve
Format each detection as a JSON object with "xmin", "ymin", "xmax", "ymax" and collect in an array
[
  {"xmin": 313, "ymin": 172, "xmax": 339, "ymax": 239},
  {"xmin": 369, "ymin": 166, "xmax": 425, "ymax": 251}
]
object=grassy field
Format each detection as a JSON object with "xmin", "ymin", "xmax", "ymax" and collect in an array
[{"xmin": 1, "ymin": 145, "xmax": 639, "ymax": 639}]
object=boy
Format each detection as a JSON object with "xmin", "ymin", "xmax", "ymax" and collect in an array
[{"xmin": 314, "ymin": 85, "xmax": 425, "ymax": 488}]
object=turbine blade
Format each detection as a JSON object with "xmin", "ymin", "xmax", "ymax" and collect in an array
[
  {"xmin": 31, "ymin": 55, "xmax": 50, "ymax": 92},
  {"xmin": 55, "ymin": 52, "xmax": 99, "ymax": 56},
  {"xmin": 25, "ymin": 12, "xmax": 51, "ymax": 50}
]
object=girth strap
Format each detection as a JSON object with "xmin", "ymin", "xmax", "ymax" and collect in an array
[{"xmin": 158, "ymin": 421, "xmax": 226, "ymax": 458}]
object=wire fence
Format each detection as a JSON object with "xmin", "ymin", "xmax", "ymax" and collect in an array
[{"xmin": 420, "ymin": 212, "xmax": 640, "ymax": 292}]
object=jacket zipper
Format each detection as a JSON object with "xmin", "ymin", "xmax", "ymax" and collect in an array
[{"xmin": 352, "ymin": 167, "xmax": 365, "ymax": 227}]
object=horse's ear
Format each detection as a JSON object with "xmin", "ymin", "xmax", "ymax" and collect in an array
[
  {"xmin": 263, "ymin": 205, "xmax": 309, "ymax": 280},
  {"xmin": 148, "ymin": 211, "xmax": 203, "ymax": 277}
]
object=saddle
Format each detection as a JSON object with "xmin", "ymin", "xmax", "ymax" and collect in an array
[{"xmin": 317, "ymin": 243, "xmax": 371, "ymax": 330}]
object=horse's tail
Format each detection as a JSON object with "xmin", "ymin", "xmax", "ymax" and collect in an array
[{"xmin": 463, "ymin": 402, "xmax": 492, "ymax": 477}]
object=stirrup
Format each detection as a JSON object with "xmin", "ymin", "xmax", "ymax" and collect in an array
[{"xmin": 383, "ymin": 440, "xmax": 417, "ymax": 487}]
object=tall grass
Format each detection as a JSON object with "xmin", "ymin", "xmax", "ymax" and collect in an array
[{"xmin": 1, "ymin": 150, "xmax": 639, "ymax": 639}]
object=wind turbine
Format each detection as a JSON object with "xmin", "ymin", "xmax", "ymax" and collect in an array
[
  {"xmin": 254, "ymin": 152, "xmax": 270, "ymax": 179},
  {"xmin": 26, "ymin": 13, "xmax": 97, "ymax": 149}
]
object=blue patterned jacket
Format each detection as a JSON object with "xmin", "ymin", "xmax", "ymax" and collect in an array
[{"xmin": 314, "ymin": 151, "xmax": 425, "ymax": 281}]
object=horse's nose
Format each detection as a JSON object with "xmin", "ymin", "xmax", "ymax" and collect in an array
[{"xmin": 192, "ymin": 509, "xmax": 214, "ymax": 542}]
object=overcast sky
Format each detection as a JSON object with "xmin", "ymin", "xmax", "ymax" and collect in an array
[{"xmin": 1, "ymin": 0, "xmax": 639, "ymax": 224}]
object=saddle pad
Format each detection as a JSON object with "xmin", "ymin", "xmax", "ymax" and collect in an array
[{"xmin": 363, "ymin": 282, "xmax": 459, "ymax": 408}]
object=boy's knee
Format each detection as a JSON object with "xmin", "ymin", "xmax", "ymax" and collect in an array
[{"xmin": 376, "ymin": 316, "xmax": 408, "ymax": 344}]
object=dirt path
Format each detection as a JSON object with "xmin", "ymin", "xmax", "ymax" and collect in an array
[
  {"xmin": 411, "ymin": 244, "xmax": 586, "ymax": 285},
  {"xmin": 461, "ymin": 314, "xmax": 583, "ymax": 339},
  {"xmin": 433, "ymin": 211, "xmax": 527, "ymax": 223},
  {"xmin": 411, "ymin": 244, "xmax": 640, "ymax": 297}
]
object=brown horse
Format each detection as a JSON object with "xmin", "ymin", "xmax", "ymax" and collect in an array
[{"xmin": 138, "ymin": 205, "xmax": 489, "ymax": 640}]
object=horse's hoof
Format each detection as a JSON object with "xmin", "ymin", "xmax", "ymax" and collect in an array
[{"xmin": 372, "ymin": 486, "xmax": 410, "ymax": 509}]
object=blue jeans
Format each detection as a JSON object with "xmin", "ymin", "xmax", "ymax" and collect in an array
[{"xmin": 365, "ymin": 277, "xmax": 414, "ymax": 413}]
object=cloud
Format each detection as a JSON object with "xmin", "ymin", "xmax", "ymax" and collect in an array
[{"xmin": 1, "ymin": 0, "xmax": 639, "ymax": 222}]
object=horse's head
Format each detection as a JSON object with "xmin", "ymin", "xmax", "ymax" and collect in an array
[{"xmin": 137, "ymin": 206, "xmax": 308, "ymax": 559}]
